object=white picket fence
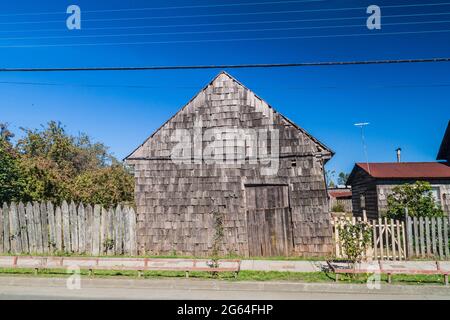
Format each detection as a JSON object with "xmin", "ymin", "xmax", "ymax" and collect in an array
[{"xmin": 0, "ymin": 201, "xmax": 137, "ymax": 256}]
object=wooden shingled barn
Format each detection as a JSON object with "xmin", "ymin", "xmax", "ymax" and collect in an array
[{"xmin": 125, "ymin": 71, "xmax": 334, "ymax": 257}]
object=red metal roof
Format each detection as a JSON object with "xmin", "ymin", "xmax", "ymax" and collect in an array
[
  {"xmin": 329, "ymin": 190, "xmax": 352, "ymax": 198},
  {"xmin": 356, "ymin": 162, "xmax": 450, "ymax": 179}
]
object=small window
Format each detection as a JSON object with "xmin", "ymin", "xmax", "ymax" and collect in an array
[
  {"xmin": 291, "ymin": 160, "xmax": 297, "ymax": 167},
  {"xmin": 430, "ymin": 187, "xmax": 441, "ymax": 205}
]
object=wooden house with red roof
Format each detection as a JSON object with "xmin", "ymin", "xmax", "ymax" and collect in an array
[{"xmin": 347, "ymin": 121, "xmax": 450, "ymax": 219}]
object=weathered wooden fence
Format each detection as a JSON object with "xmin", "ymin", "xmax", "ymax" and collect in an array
[
  {"xmin": 0, "ymin": 201, "xmax": 137, "ymax": 256},
  {"xmin": 406, "ymin": 215, "xmax": 450, "ymax": 260},
  {"xmin": 333, "ymin": 215, "xmax": 450, "ymax": 261}
]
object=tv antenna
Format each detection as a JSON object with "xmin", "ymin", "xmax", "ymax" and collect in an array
[{"xmin": 354, "ymin": 122, "xmax": 371, "ymax": 174}]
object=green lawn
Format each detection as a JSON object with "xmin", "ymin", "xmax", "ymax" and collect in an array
[{"xmin": 0, "ymin": 267, "xmax": 446, "ymax": 285}]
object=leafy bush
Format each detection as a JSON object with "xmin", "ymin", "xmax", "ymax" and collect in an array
[
  {"xmin": 338, "ymin": 220, "xmax": 372, "ymax": 264},
  {"xmin": 386, "ymin": 181, "xmax": 444, "ymax": 219},
  {"xmin": 331, "ymin": 202, "xmax": 345, "ymax": 213}
]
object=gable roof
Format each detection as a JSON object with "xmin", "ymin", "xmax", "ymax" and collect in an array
[
  {"xmin": 349, "ymin": 162, "xmax": 450, "ymax": 182},
  {"xmin": 437, "ymin": 120, "xmax": 450, "ymax": 161},
  {"xmin": 125, "ymin": 71, "xmax": 333, "ymax": 160}
]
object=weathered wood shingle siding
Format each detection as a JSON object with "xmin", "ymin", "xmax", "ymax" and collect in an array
[{"xmin": 126, "ymin": 72, "xmax": 333, "ymax": 257}]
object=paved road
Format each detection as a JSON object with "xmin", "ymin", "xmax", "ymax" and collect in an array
[{"xmin": 0, "ymin": 276, "xmax": 449, "ymax": 300}]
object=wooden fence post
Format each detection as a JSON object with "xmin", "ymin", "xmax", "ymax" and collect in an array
[
  {"xmin": 437, "ymin": 218, "xmax": 443, "ymax": 260},
  {"xmin": 3, "ymin": 203, "xmax": 10, "ymax": 253},
  {"xmin": 419, "ymin": 216, "xmax": 425, "ymax": 258},
  {"xmin": 106, "ymin": 208, "xmax": 114, "ymax": 255},
  {"xmin": 92, "ymin": 205, "xmax": 101, "ymax": 256},
  {"xmin": 25, "ymin": 203, "xmax": 35, "ymax": 253},
  {"xmin": 431, "ymin": 217, "xmax": 437, "ymax": 257},
  {"xmin": 18, "ymin": 202, "xmax": 29, "ymax": 254},
  {"xmin": 62, "ymin": 201, "xmax": 71, "ymax": 253},
  {"xmin": 84, "ymin": 204, "xmax": 93, "ymax": 255},
  {"xmin": 115, "ymin": 205, "xmax": 124, "ymax": 255},
  {"xmin": 69, "ymin": 201, "xmax": 78, "ymax": 253},
  {"xmin": 378, "ymin": 218, "xmax": 384, "ymax": 260},
  {"xmin": 425, "ymin": 216, "xmax": 431, "ymax": 257},
  {"xmin": 129, "ymin": 207, "xmax": 137, "ymax": 256},
  {"xmin": 78, "ymin": 203, "xmax": 86, "ymax": 254},
  {"xmin": 33, "ymin": 201, "xmax": 43, "ymax": 254},
  {"xmin": 444, "ymin": 216, "xmax": 449, "ymax": 259},
  {"xmin": 390, "ymin": 219, "xmax": 396, "ymax": 261},
  {"xmin": 40, "ymin": 202, "xmax": 49, "ymax": 253},
  {"xmin": 406, "ymin": 214, "xmax": 413, "ymax": 259},
  {"xmin": 55, "ymin": 205, "xmax": 63, "ymax": 252},
  {"xmin": 100, "ymin": 207, "xmax": 108, "ymax": 255},
  {"xmin": 413, "ymin": 216, "xmax": 419, "ymax": 257},
  {"xmin": 9, "ymin": 202, "xmax": 22, "ymax": 254},
  {"xmin": 47, "ymin": 202, "xmax": 56, "ymax": 253}
]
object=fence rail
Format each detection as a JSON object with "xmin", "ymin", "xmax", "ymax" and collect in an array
[
  {"xmin": 333, "ymin": 215, "xmax": 450, "ymax": 261},
  {"xmin": 0, "ymin": 201, "xmax": 137, "ymax": 256}
]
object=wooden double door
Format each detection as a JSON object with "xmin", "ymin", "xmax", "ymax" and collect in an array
[{"xmin": 245, "ymin": 185, "xmax": 294, "ymax": 257}]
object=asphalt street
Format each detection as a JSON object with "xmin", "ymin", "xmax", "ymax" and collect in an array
[{"xmin": 0, "ymin": 276, "xmax": 449, "ymax": 300}]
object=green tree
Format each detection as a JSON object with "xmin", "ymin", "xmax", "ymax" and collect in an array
[
  {"xmin": 386, "ymin": 181, "xmax": 444, "ymax": 219},
  {"xmin": 1, "ymin": 121, "xmax": 134, "ymax": 206},
  {"xmin": 337, "ymin": 172, "xmax": 349, "ymax": 186},
  {"xmin": 0, "ymin": 129, "xmax": 22, "ymax": 203}
]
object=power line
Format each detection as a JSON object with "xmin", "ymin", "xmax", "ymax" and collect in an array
[
  {"xmin": 0, "ymin": 0, "xmax": 326, "ymax": 17},
  {"xmin": 1, "ymin": 58, "xmax": 449, "ymax": 72},
  {"xmin": 2, "ymin": 12, "xmax": 450, "ymax": 34},
  {"xmin": 2, "ymin": 2, "xmax": 450, "ymax": 25},
  {"xmin": 2, "ymin": 80, "xmax": 450, "ymax": 90},
  {"xmin": 2, "ymin": 20, "xmax": 450, "ymax": 41},
  {"xmin": 1, "ymin": 28, "xmax": 450, "ymax": 48}
]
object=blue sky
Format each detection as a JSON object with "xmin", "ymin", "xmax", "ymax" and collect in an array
[{"xmin": 0, "ymin": 0, "xmax": 449, "ymax": 179}]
